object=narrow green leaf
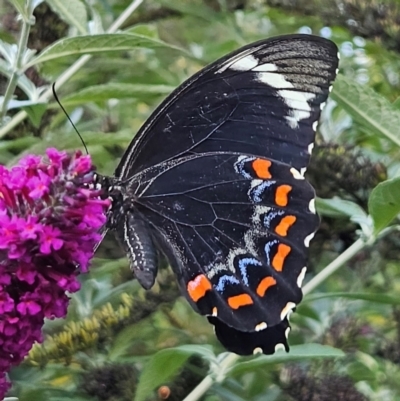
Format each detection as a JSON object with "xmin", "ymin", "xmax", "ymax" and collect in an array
[
  {"xmin": 22, "ymin": 103, "xmax": 48, "ymax": 128},
  {"xmin": 306, "ymin": 292, "xmax": 400, "ymax": 305},
  {"xmin": 331, "ymin": 75, "xmax": 400, "ymax": 147},
  {"xmin": 134, "ymin": 346, "xmax": 211, "ymax": 401},
  {"xmin": 229, "ymin": 344, "xmax": 344, "ymax": 375},
  {"xmin": 158, "ymin": 0, "xmax": 216, "ymax": 19},
  {"xmin": 393, "ymin": 96, "xmax": 400, "ymax": 110},
  {"xmin": 8, "ymin": 0, "xmax": 26, "ymax": 17},
  {"xmin": 26, "ymin": 33, "xmax": 189, "ymax": 68},
  {"xmin": 46, "ymin": 0, "xmax": 88, "ymax": 35},
  {"xmin": 61, "ymin": 83, "xmax": 175, "ymax": 105},
  {"xmin": 169, "ymin": 344, "xmax": 216, "ymax": 361},
  {"xmin": 368, "ymin": 176, "xmax": 400, "ymax": 234},
  {"xmin": 316, "ymin": 197, "xmax": 372, "ymax": 235},
  {"xmin": 0, "ymin": 59, "xmax": 39, "ymax": 99},
  {"xmin": 126, "ymin": 24, "xmax": 160, "ymax": 39},
  {"xmin": 316, "ymin": 197, "xmax": 366, "ymax": 219}
]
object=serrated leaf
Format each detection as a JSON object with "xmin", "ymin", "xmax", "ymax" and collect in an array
[
  {"xmin": 331, "ymin": 74, "xmax": 400, "ymax": 148},
  {"xmin": 229, "ymin": 344, "xmax": 344, "ymax": 375},
  {"xmin": 46, "ymin": 0, "xmax": 88, "ymax": 35},
  {"xmin": 134, "ymin": 346, "xmax": 212, "ymax": 401},
  {"xmin": 368, "ymin": 176, "xmax": 400, "ymax": 234},
  {"xmin": 25, "ymin": 33, "xmax": 189, "ymax": 68},
  {"xmin": 61, "ymin": 83, "xmax": 175, "ymax": 105},
  {"xmin": 306, "ymin": 292, "xmax": 400, "ymax": 305}
]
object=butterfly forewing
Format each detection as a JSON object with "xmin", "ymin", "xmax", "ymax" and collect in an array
[
  {"xmin": 115, "ymin": 34, "xmax": 338, "ymax": 178},
  {"xmin": 104, "ymin": 34, "xmax": 339, "ymax": 355}
]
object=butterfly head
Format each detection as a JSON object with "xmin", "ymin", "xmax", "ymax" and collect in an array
[{"xmin": 90, "ymin": 173, "xmax": 121, "ymax": 197}]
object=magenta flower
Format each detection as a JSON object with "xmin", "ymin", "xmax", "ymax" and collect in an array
[{"xmin": 0, "ymin": 148, "xmax": 109, "ymax": 398}]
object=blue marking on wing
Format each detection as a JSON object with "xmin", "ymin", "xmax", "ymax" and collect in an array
[
  {"xmin": 238, "ymin": 257, "xmax": 263, "ymax": 286},
  {"xmin": 263, "ymin": 209, "xmax": 284, "ymax": 228},
  {"xmin": 264, "ymin": 239, "xmax": 278, "ymax": 266},
  {"xmin": 215, "ymin": 275, "xmax": 240, "ymax": 292},
  {"xmin": 234, "ymin": 156, "xmax": 254, "ymax": 180},
  {"xmin": 250, "ymin": 180, "xmax": 275, "ymax": 203}
]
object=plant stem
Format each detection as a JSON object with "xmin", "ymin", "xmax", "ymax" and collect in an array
[
  {"xmin": 182, "ymin": 236, "xmax": 370, "ymax": 401},
  {"xmin": 302, "ymin": 237, "xmax": 367, "ymax": 295},
  {"xmin": 0, "ymin": 0, "xmax": 144, "ymax": 138},
  {"xmin": 0, "ymin": 1, "xmax": 34, "ymax": 123},
  {"xmin": 183, "ymin": 353, "xmax": 240, "ymax": 401}
]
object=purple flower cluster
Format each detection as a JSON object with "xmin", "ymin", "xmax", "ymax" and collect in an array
[{"xmin": 0, "ymin": 148, "xmax": 109, "ymax": 398}]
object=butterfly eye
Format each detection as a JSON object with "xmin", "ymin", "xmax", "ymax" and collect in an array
[{"xmin": 98, "ymin": 34, "xmax": 339, "ymax": 356}]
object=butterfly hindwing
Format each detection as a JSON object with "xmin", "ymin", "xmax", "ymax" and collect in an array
[
  {"xmin": 208, "ymin": 316, "xmax": 290, "ymax": 356},
  {"xmin": 121, "ymin": 151, "xmax": 318, "ymax": 332}
]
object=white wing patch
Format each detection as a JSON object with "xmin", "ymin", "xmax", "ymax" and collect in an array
[
  {"xmin": 228, "ymin": 54, "xmax": 259, "ymax": 71},
  {"xmin": 309, "ymin": 199, "xmax": 316, "ymax": 214},
  {"xmin": 297, "ymin": 267, "xmax": 307, "ymax": 288},
  {"xmin": 256, "ymin": 72, "xmax": 316, "ymax": 129},
  {"xmin": 290, "ymin": 167, "xmax": 305, "ymax": 180},
  {"xmin": 216, "ymin": 50, "xmax": 320, "ymax": 130},
  {"xmin": 304, "ymin": 232, "xmax": 315, "ymax": 248},
  {"xmin": 252, "ymin": 63, "xmax": 278, "ymax": 72}
]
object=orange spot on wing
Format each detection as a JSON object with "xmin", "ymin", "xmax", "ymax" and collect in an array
[
  {"xmin": 252, "ymin": 158, "xmax": 272, "ymax": 179},
  {"xmin": 275, "ymin": 215, "xmax": 297, "ymax": 236},
  {"xmin": 256, "ymin": 276, "xmax": 277, "ymax": 297},
  {"xmin": 228, "ymin": 294, "xmax": 253, "ymax": 309},
  {"xmin": 275, "ymin": 185, "xmax": 292, "ymax": 206},
  {"xmin": 187, "ymin": 274, "xmax": 212, "ymax": 302},
  {"xmin": 272, "ymin": 243, "xmax": 291, "ymax": 272}
]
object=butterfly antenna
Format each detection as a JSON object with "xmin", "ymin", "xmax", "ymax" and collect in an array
[{"xmin": 52, "ymin": 82, "xmax": 89, "ymax": 155}]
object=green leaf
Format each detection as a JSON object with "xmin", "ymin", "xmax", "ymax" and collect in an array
[
  {"xmin": 134, "ymin": 346, "xmax": 213, "ymax": 401},
  {"xmin": 25, "ymin": 33, "xmax": 189, "ymax": 68},
  {"xmin": 306, "ymin": 292, "xmax": 400, "ymax": 305},
  {"xmin": 230, "ymin": 344, "xmax": 344, "ymax": 375},
  {"xmin": 316, "ymin": 197, "xmax": 366, "ymax": 219},
  {"xmin": 21, "ymin": 103, "xmax": 48, "ymax": 128},
  {"xmin": 393, "ymin": 96, "xmax": 400, "ymax": 110},
  {"xmin": 0, "ymin": 59, "xmax": 40, "ymax": 99},
  {"xmin": 368, "ymin": 176, "xmax": 400, "ymax": 234},
  {"xmin": 316, "ymin": 197, "xmax": 372, "ymax": 235},
  {"xmin": 158, "ymin": 0, "xmax": 216, "ymax": 19},
  {"xmin": 61, "ymin": 83, "xmax": 175, "ymax": 105},
  {"xmin": 46, "ymin": 0, "xmax": 88, "ymax": 35},
  {"xmin": 8, "ymin": 0, "xmax": 26, "ymax": 17},
  {"xmin": 331, "ymin": 74, "xmax": 400, "ymax": 148},
  {"xmin": 126, "ymin": 24, "xmax": 160, "ymax": 39}
]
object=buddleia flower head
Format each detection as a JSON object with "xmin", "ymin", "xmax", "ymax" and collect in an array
[{"xmin": 0, "ymin": 148, "xmax": 109, "ymax": 398}]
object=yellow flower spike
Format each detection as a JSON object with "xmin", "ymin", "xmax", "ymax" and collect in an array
[{"xmin": 27, "ymin": 287, "xmax": 178, "ymax": 367}]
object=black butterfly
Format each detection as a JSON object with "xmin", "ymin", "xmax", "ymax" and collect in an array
[{"xmin": 95, "ymin": 34, "xmax": 339, "ymax": 355}]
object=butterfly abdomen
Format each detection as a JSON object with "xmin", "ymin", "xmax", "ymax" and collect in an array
[{"xmin": 114, "ymin": 209, "xmax": 158, "ymax": 290}]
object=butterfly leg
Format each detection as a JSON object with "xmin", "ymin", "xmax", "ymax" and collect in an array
[{"xmin": 114, "ymin": 210, "xmax": 158, "ymax": 290}]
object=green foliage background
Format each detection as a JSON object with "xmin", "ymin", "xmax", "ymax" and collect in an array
[{"xmin": 1, "ymin": 0, "xmax": 400, "ymax": 400}]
